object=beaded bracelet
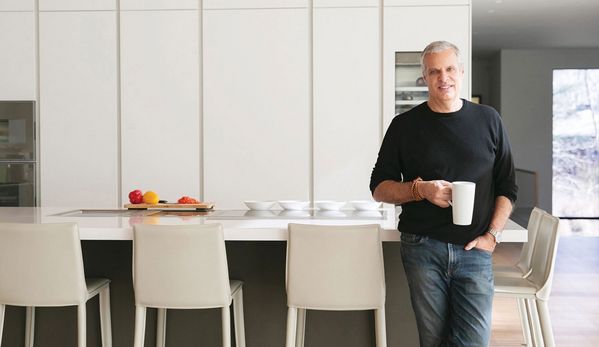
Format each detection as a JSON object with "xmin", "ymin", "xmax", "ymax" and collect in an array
[{"xmin": 411, "ymin": 177, "xmax": 424, "ymax": 201}]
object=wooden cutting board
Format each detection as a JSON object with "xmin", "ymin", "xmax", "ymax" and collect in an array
[{"xmin": 124, "ymin": 202, "xmax": 214, "ymax": 210}]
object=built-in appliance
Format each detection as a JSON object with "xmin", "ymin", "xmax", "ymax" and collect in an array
[{"xmin": 0, "ymin": 101, "xmax": 36, "ymax": 206}]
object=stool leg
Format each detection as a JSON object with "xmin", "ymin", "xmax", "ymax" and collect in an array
[
  {"xmin": 0, "ymin": 304, "xmax": 5, "ymax": 343},
  {"xmin": 221, "ymin": 306, "xmax": 231, "ymax": 347},
  {"xmin": 77, "ymin": 304, "xmax": 87, "ymax": 347},
  {"xmin": 375, "ymin": 308, "xmax": 387, "ymax": 347},
  {"xmin": 537, "ymin": 300, "xmax": 555, "ymax": 347},
  {"xmin": 295, "ymin": 308, "xmax": 305, "ymax": 347},
  {"xmin": 285, "ymin": 308, "xmax": 297, "ymax": 347},
  {"xmin": 232, "ymin": 287, "xmax": 246, "ymax": 347},
  {"xmin": 526, "ymin": 299, "xmax": 544, "ymax": 347},
  {"xmin": 517, "ymin": 298, "xmax": 532, "ymax": 346},
  {"xmin": 133, "ymin": 306, "xmax": 147, "ymax": 347},
  {"xmin": 156, "ymin": 308, "xmax": 167, "ymax": 347},
  {"xmin": 25, "ymin": 306, "xmax": 35, "ymax": 347},
  {"xmin": 100, "ymin": 286, "xmax": 113, "ymax": 347}
]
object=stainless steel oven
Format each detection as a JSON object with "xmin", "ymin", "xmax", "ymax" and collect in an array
[{"xmin": 0, "ymin": 101, "xmax": 36, "ymax": 206}]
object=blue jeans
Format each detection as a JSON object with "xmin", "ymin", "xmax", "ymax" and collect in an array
[{"xmin": 400, "ymin": 232, "xmax": 494, "ymax": 347}]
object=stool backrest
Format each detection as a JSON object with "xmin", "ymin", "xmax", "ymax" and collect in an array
[
  {"xmin": 0, "ymin": 222, "xmax": 88, "ymax": 306},
  {"xmin": 133, "ymin": 223, "xmax": 231, "ymax": 308},
  {"xmin": 286, "ymin": 224, "xmax": 385, "ymax": 310},
  {"xmin": 527, "ymin": 211, "xmax": 560, "ymax": 300},
  {"xmin": 516, "ymin": 207, "xmax": 543, "ymax": 274}
]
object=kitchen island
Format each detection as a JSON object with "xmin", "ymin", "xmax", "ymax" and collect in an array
[{"xmin": 0, "ymin": 207, "xmax": 526, "ymax": 346}]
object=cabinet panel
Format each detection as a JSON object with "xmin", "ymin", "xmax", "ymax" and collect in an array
[
  {"xmin": 203, "ymin": 9, "xmax": 309, "ymax": 209},
  {"xmin": 39, "ymin": 12, "xmax": 118, "ymax": 207},
  {"xmin": 383, "ymin": 5, "xmax": 470, "ymax": 130},
  {"xmin": 120, "ymin": 0, "xmax": 197, "ymax": 10},
  {"xmin": 203, "ymin": 0, "xmax": 307, "ymax": 10},
  {"xmin": 0, "ymin": 0, "xmax": 34, "ymax": 11},
  {"xmin": 0, "ymin": 12, "xmax": 35, "ymax": 100},
  {"xmin": 313, "ymin": 7, "xmax": 380, "ymax": 201},
  {"xmin": 39, "ymin": 0, "xmax": 115, "ymax": 11},
  {"xmin": 314, "ymin": 0, "xmax": 378, "ymax": 7},
  {"xmin": 120, "ymin": 11, "xmax": 200, "ymax": 203},
  {"xmin": 385, "ymin": 0, "xmax": 469, "ymax": 5}
]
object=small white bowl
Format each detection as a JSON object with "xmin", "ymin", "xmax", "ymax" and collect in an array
[
  {"xmin": 244, "ymin": 200, "xmax": 276, "ymax": 210},
  {"xmin": 277, "ymin": 200, "xmax": 309, "ymax": 211},
  {"xmin": 315, "ymin": 200, "xmax": 346, "ymax": 211},
  {"xmin": 350, "ymin": 200, "xmax": 381, "ymax": 211}
]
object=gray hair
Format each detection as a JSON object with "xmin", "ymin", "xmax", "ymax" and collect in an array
[{"xmin": 420, "ymin": 41, "xmax": 462, "ymax": 74}]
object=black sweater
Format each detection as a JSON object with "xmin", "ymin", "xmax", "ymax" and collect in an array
[{"xmin": 370, "ymin": 100, "xmax": 518, "ymax": 245}]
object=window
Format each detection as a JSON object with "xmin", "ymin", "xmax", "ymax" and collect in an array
[{"xmin": 552, "ymin": 69, "xmax": 599, "ymax": 221}]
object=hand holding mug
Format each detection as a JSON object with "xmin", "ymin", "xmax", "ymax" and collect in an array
[{"xmin": 419, "ymin": 180, "xmax": 452, "ymax": 207}]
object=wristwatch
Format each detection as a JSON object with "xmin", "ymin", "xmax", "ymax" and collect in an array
[{"xmin": 487, "ymin": 227, "xmax": 503, "ymax": 244}]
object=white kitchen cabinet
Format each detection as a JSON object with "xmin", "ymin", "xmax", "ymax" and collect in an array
[
  {"xmin": 120, "ymin": 10, "xmax": 200, "ymax": 204},
  {"xmin": 313, "ymin": 0, "xmax": 377, "ymax": 7},
  {"xmin": 0, "ymin": 12, "xmax": 35, "ymax": 100},
  {"xmin": 120, "ymin": 0, "xmax": 197, "ymax": 10},
  {"xmin": 383, "ymin": 5, "xmax": 470, "ymax": 130},
  {"xmin": 203, "ymin": 0, "xmax": 307, "ymax": 9},
  {"xmin": 313, "ymin": 6, "xmax": 380, "ymax": 201},
  {"xmin": 385, "ymin": 0, "xmax": 469, "ymax": 5},
  {"xmin": 203, "ymin": 8, "xmax": 310, "ymax": 209},
  {"xmin": 0, "ymin": 0, "xmax": 34, "ymax": 10},
  {"xmin": 39, "ymin": 0, "xmax": 115, "ymax": 11},
  {"xmin": 39, "ymin": 11, "xmax": 118, "ymax": 208}
]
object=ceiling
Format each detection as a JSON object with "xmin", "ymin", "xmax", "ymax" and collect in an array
[{"xmin": 472, "ymin": 0, "xmax": 599, "ymax": 56}]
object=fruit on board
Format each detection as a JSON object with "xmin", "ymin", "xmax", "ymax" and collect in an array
[
  {"xmin": 178, "ymin": 196, "xmax": 200, "ymax": 204},
  {"xmin": 142, "ymin": 191, "xmax": 159, "ymax": 204},
  {"xmin": 128, "ymin": 189, "xmax": 143, "ymax": 204}
]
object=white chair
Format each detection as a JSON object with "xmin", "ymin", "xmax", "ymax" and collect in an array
[
  {"xmin": 494, "ymin": 207, "xmax": 544, "ymax": 278},
  {"xmin": 132, "ymin": 223, "xmax": 245, "ymax": 347},
  {"xmin": 285, "ymin": 224, "xmax": 387, "ymax": 347},
  {"xmin": 0, "ymin": 222, "xmax": 112, "ymax": 347},
  {"xmin": 494, "ymin": 211, "xmax": 560, "ymax": 347},
  {"xmin": 493, "ymin": 207, "xmax": 543, "ymax": 345}
]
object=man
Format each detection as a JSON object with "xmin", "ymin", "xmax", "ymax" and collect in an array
[{"xmin": 370, "ymin": 41, "xmax": 517, "ymax": 346}]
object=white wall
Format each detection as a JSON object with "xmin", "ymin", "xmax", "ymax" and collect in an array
[{"xmin": 499, "ymin": 48, "xmax": 599, "ymax": 213}]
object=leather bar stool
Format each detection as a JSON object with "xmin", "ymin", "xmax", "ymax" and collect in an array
[
  {"xmin": 285, "ymin": 223, "xmax": 387, "ymax": 347},
  {"xmin": 0, "ymin": 222, "xmax": 112, "ymax": 347},
  {"xmin": 132, "ymin": 223, "xmax": 245, "ymax": 347},
  {"xmin": 494, "ymin": 211, "xmax": 560, "ymax": 347}
]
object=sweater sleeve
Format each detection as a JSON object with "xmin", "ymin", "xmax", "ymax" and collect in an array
[
  {"xmin": 492, "ymin": 113, "xmax": 518, "ymax": 203},
  {"xmin": 369, "ymin": 118, "xmax": 403, "ymax": 194}
]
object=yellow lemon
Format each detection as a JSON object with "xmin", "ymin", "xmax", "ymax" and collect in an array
[{"xmin": 142, "ymin": 191, "xmax": 159, "ymax": 204}]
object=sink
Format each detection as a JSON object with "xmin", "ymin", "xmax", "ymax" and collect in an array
[{"xmin": 52, "ymin": 209, "xmax": 160, "ymax": 217}]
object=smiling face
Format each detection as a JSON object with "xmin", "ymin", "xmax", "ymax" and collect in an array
[{"xmin": 422, "ymin": 48, "xmax": 464, "ymax": 112}]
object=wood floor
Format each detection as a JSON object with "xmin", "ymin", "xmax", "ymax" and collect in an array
[{"xmin": 490, "ymin": 235, "xmax": 599, "ymax": 346}]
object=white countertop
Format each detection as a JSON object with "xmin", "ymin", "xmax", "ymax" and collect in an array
[{"xmin": 0, "ymin": 207, "xmax": 527, "ymax": 242}]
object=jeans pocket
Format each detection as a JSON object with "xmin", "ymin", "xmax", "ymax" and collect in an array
[
  {"xmin": 474, "ymin": 247, "xmax": 493, "ymax": 256},
  {"xmin": 400, "ymin": 232, "xmax": 427, "ymax": 246}
]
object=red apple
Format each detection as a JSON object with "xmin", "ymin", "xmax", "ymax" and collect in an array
[{"xmin": 128, "ymin": 189, "xmax": 144, "ymax": 204}]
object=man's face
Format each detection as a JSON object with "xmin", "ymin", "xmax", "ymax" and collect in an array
[{"xmin": 422, "ymin": 49, "xmax": 464, "ymax": 105}]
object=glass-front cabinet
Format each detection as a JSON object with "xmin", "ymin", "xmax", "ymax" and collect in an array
[{"xmin": 395, "ymin": 51, "xmax": 427, "ymax": 115}]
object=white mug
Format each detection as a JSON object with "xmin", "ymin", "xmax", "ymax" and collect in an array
[{"xmin": 450, "ymin": 181, "xmax": 476, "ymax": 226}]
